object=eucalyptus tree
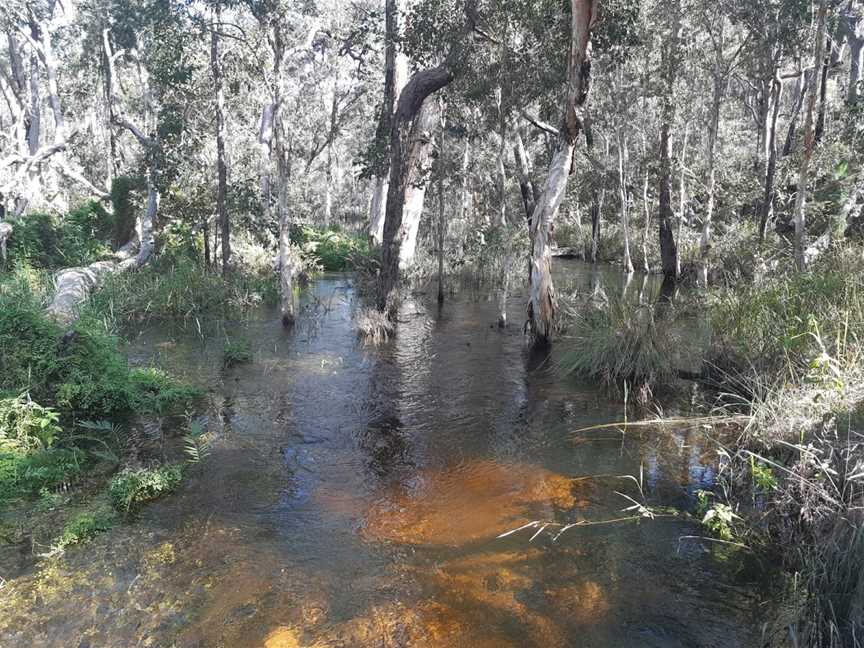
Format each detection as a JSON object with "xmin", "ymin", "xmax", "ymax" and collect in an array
[
  {"xmin": 793, "ymin": 0, "xmax": 830, "ymax": 269},
  {"xmin": 368, "ymin": 0, "xmax": 409, "ymax": 246},
  {"xmin": 525, "ymin": 0, "xmax": 599, "ymax": 341},
  {"xmin": 0, "ymin": 0, "xmax": 108, "ymax": 215},
  {"xmin": 695, "ymin": 1, "xmax": 747, "ymax": 285}
]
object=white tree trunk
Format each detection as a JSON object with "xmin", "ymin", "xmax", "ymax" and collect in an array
[
  {"xmin": 529, "ymin": 143, "xmax": 574, "ymax": 339},
  {"xmin": 369, "ymin": 177, "xmax": 388, "ymax": 244},
  {"xmin": 617, "ymin": 130, "xmax": 634, "ymax": 274}
]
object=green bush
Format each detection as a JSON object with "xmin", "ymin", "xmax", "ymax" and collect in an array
[
  {"xmin": 109, "ymin": 465, "xmax": 183, "ymax": 514},
  {"xmin": 0, "ymin": 282, "xmax": 61, "ymax": 396},
  {"xmin": 6, "ymin": 204, "xmax": 113, "ymax": 269},
  {"xmin": 128, "ymin": 368, "xmax": 201, "ymax": 415},
  {"xmin": 709, "ymin": 245, "xmax": 864, "ymax": 373},
  {"xmin": 0, "ymin": 448, "xmax": 85, "ymax": 504},
  {"xmin": 88, "ymin": 261, "xmax": 278, "ymax": 324},
  {"xmin": 0, "ymin": 274, "xmax": 199, "ymax": 421},
  {"xmin": 56, "ymin": 506, "xmax": 117, "ymax": 548},
  {"xmin": 559, "ymin": 300, "xmax": 680, "ymax": 396},
  {"xmin": 110, "ymin": 175, "xmax": 142, "ymax": 248},
  {"xmin": 293, "ymin": 226, "xmax": 370, "ymax": 271},
  {"xmin": 222, "ymin": 339, "xmax": 253, "ymax": 368},
  {"xmin": 53, "ymin": 321, "xmax": 133, "ymax": 418},
  {"xmin": 0, "ymin": 397, "xmax": 62, "ymax": 452}
]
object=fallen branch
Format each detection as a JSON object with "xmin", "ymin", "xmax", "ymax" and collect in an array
[{"xmin": 46, "ymin": 244, "xmax": 148, "ymax": 326}]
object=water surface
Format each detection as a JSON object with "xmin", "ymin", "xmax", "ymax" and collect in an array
[{"xmin": 0, "ymin": 262, "xmax": 762, "ymax": 647}]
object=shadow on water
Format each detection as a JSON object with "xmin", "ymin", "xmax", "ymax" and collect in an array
[{"xmin": 0, "ymin": 263, "xmax": 767, "ymax": 647}]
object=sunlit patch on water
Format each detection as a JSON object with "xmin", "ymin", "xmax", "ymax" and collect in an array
[{"xmin": 361, "ymin": 460, "xmax": 593, "ymax": 547}]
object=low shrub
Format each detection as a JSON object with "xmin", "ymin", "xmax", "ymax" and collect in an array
[
  {"xmin": 5, "ymin": 203, "xmax": 114, "ymax": 269},
  {"xmin": 128, "ymin": 368, "xmax": 201, "ymax": 416},
  {"xmin": 88, "ymin": 260, "xmax": 278, "ymax": 324},
  {"xmin": 222, "ymin": 339, "xmax": 253, "ymax": 367},
  {"xmin": 293, "ymin": 226, "xmax": 371, "ymax": 271},
  {"xmin": 56, "ymin": 505, "xmax": 117, "ymax": 548},
  {"xmin": 108, "ymin": 465, "xmax": 184, "ymax": 514},
  {"xmin": 0, "ymin": 271, "xmax": 200, "ymax": 422},
  {"xmin": 559, "ymin": 300, "xmax": 682, "ymax": 399},
  {"xmin": 0, "ymin": 396, "xmax": 62, "ymax": 452},
  {"xmin": 0, "ymin": 448, "xmax": 85, "ymax": 504}
]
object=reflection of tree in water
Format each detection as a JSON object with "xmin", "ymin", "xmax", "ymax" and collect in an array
[{"xmin": 358, "ymin": 413, "xmax": 413, "ymax": 479}]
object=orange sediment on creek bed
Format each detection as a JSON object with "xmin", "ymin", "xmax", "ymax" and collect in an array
[{"xmin": 361, "ymin": 460, "xmax": 591, "ymax": 547}]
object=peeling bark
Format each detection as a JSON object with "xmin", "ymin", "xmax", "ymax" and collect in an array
[{"xmin": 526, "ymin": 0, "xmax": 598, "ymax": 342}]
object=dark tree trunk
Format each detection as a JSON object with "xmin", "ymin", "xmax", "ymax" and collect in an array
[
  {"xmin": 657, "ymin": 0, "xmax": 681, "ymax": 281},
  {"xmin": 378, "ymin": 68, "xmax": 453, "ymax": 313},
  {"xmin": 657, "ymin": 120, "xmax": 678, "ymax": 279},
  {"xmin": 212, "ymin": 4, "xmax": 230, "ymax": 275},
  {"xmin": 783, "ymin": 68, "xmax": 810, "ymax": 157},
  {"xmin": 759, "ymin": 73, "xmax": 783, "ymax": 241}
]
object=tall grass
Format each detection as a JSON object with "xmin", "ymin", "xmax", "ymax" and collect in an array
[
  {"xmin": 86, "ymin": 260, "xmax": 278, "ymax": 325},
  {"xmin": 558, "ymin": 299, "xmax": 683, "ymax": 400}
]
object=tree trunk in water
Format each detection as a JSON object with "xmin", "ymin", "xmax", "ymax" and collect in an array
[
  {"xmin": 794, "ymin": 0, "xmax": 829, "ymax": 271},
  {"xmin": 369, "ymin": 177, "xmax": 387, "ymax": 245},
  {"xmin": 641, "ymin": 166, "xmax": 650, "ymax": 273},
  {"xmin": 700, "ymin": 60, "xmax": 724, "ymax": 286},
  {"xmin": 617, "ymin": 130, "xmax": 633, "ymax": 274},
  {"xmin": 513, "ymin": 127, "xmax": 537, "ymax": 224},
  {"xmin": 527, "ymin": 0, "xmax": 598, "ymax": 343},
  {"xmin": 846, "ymin": 6, "xmax": 864, "ymax": 106},
  {"xmin": 276, "ymin": 136, "xmax": 301, "ymax": 325},
  {"xmin": 436, "ymin": 110, "xmax": 446, "ymax": 305},
  {"xmin": 758, "ymin": 72, "xmax": 782, "ymax": 241},
  {"xmin": 378, "ymin": 66, "xmax": 454, "ymax": 313},
  {"xmin": 657, "ymin": 120, "xmax": 678, "ymax": 279}
]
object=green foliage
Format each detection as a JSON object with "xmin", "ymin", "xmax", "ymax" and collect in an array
[
  {"xmin": 183, "ymin": 419, "xmax": 211, "ymax": 465},
  {"xmin": 0, "ymin": 448, "xmax": 85, "ymax": 505},
  {"xmin": 709, "ymin": 245, "xmax": 864, "ymax": 373},
  {"xmin": 0, "ymin": 270, "xmax": 199, "ymax": 421},
  {"xmin": 6, "ymin": 204, "xmax": 114, "ymax": 269},
  {"xmin": 108, "ymin": 465, "xmax": 183, "ymax": 514},
  {"xmin": 0, "ymin": 397, "xmax": 62, "ymax": 452},
  {"xmin": 87, "ymin": 261, "xmax": 278, "ymax": 324},
  {"xmin": 222, "ymin": 339, "xmax": 253, "ymax": 368},
  {"xmin": 750, "ymin": 458, "xmax": 777, "ymax": 493},
  {"xmin": 157, "ymin": 220, "xmax": 203, "ymax": 266},
  {"xmin": 52, "ymin": 321, "xmax": 134, "ymax": 419},
  {"xmin": 56, "ymin": 506, "xmax": 117, "ymax": 548},
  {"xmin": 110, "ymin": 175, "xmax": 143, "ymax": 247},
  {"xmin": 293, "ymin": 226, "xmax": 371, "ymax": 271},
  {"xmin": 128, "ymin": 368, "xmax": 200, "ymax": 416},
  {"xmin": 695, "ymin": 490, "xmax": 739, "ymax": 542},
  {"xmin": 0, "ymin": 279, "xmax": 61, "ymax": 396}
]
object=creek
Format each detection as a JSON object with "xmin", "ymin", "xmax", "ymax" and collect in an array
[{"xmin": 0, "ymin": 262, "xmax": 765, "ymax": 647}]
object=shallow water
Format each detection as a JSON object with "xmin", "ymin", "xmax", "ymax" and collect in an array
[{"xmin": 0, "ymin": 262, "xmax": 763, "ymax": 647}]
